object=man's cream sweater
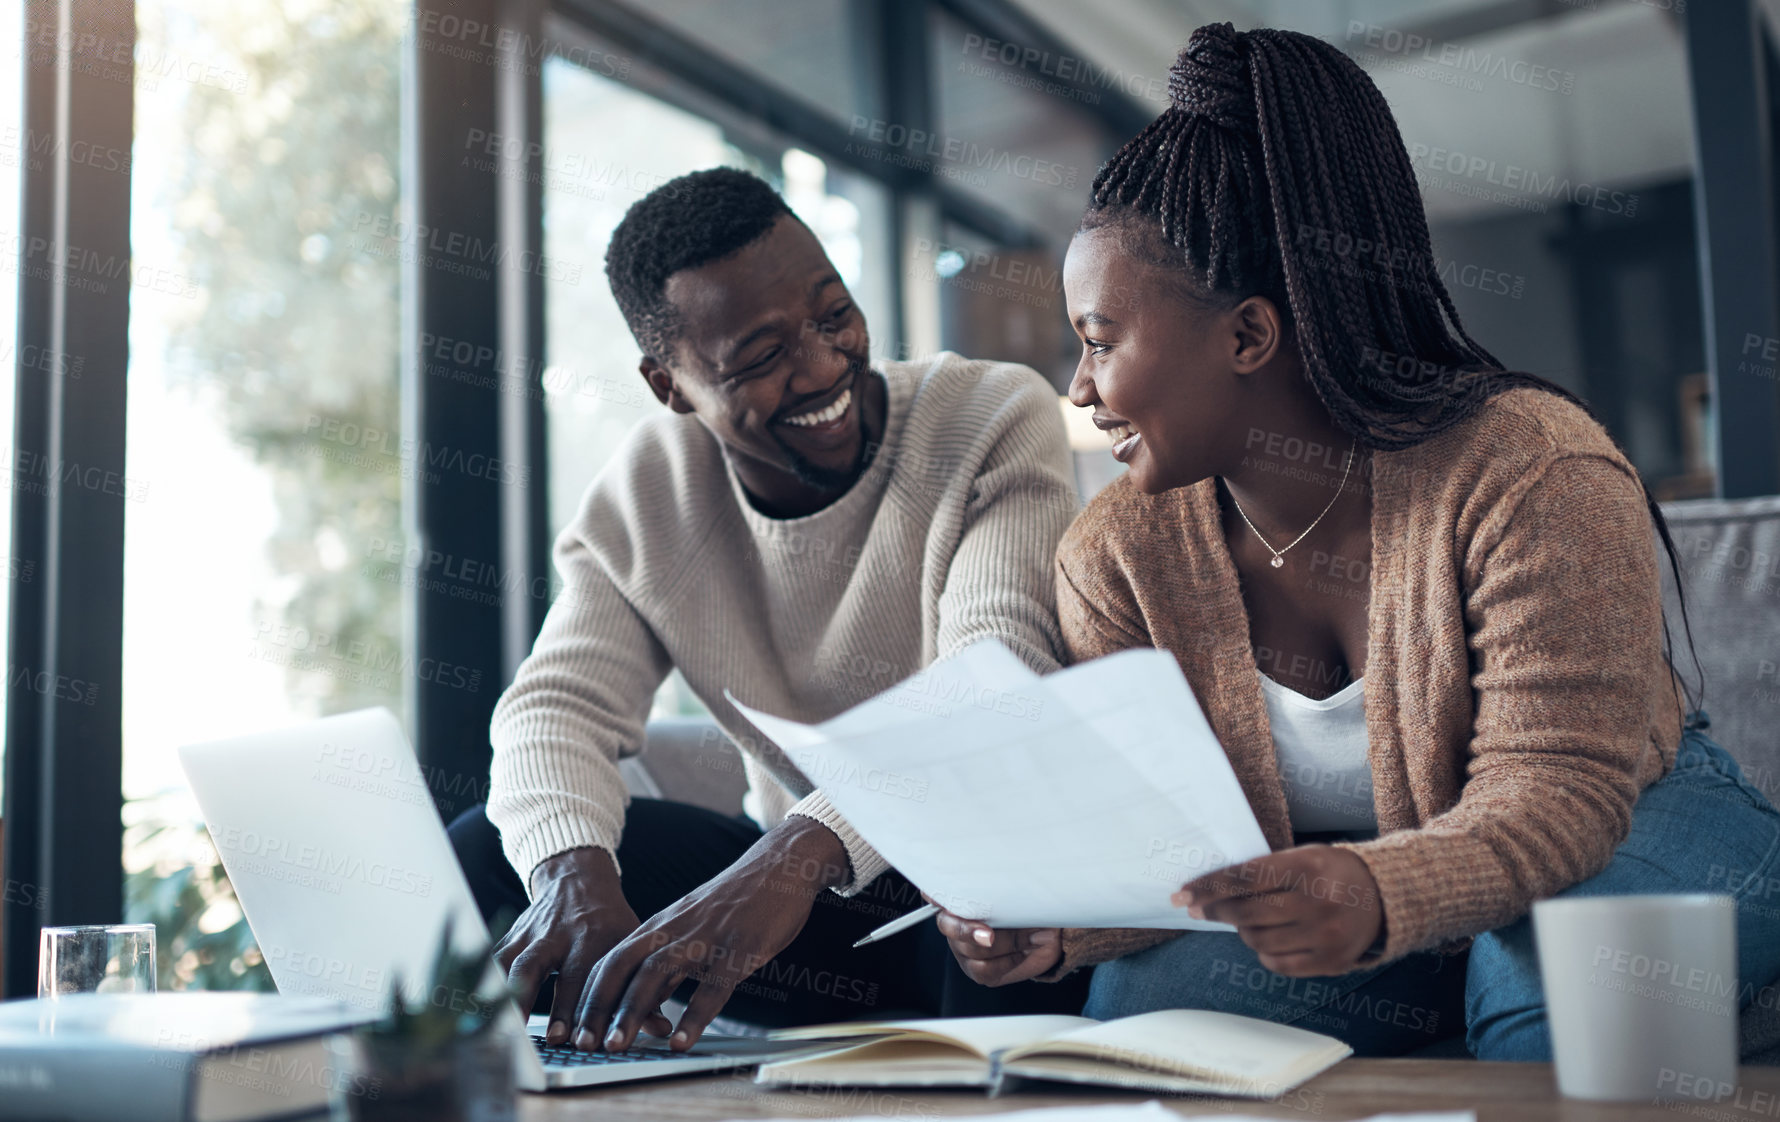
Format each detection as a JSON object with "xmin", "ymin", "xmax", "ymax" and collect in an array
[{"xmin": 487, "ymin": 352, "xmax": 1080, "ymax": 895}]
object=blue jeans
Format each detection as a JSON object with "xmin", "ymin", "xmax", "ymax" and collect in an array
[{"xmin": 1085, "ymin": 715, "xmax": 1780, "ymax": 1059}]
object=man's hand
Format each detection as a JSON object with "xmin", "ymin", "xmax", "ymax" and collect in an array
[
  {"xmin": 575, "ymin": 816, "xmax": 850, "ymax": 1053},
  {"xmin": 930, "ymin": 895, "xmax": 1061, "ymax": 986},
  {"xmin": 1177, "ymin": 845, "xmax": 1383, "ymax": 977},
  {"xmin": 492, "ymin": 847, "xmax": 663, "ymax": 1044}
]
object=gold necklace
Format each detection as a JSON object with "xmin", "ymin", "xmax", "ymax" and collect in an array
[{"xmin": 1226, "ymin": 437, "xmax": 1358, "ymax": 569}]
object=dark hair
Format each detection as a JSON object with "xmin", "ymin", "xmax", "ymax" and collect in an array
[
  {"xmin": 604, "ymin": 166, "xmax": 795, "ymax": 360},
  {"xmin": 1087, "ymin": 21, "xmax": 1701, "ymax": 707}
]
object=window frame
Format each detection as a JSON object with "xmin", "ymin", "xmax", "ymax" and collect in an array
[{"xmin": 2, "ymin": 0, "xmax": 135, "ymax": 997}]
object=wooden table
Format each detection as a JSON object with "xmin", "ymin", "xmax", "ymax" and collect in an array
[{"xmin": 520, "ymin": 1060, "xmax": 1780, "ymax": 1120}]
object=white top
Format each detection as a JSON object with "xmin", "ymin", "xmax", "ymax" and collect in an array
[
  {"xmin": 486, "ymin": 353, "xmax": 1079, "ymax": 896},
  {"xmin": 1259, "ymin": 673, "xmax": 1378, "ymax": 835}
]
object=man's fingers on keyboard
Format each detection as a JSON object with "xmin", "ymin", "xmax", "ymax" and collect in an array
[
  {"xmin": 574, "ymin": 934, "xmax": 651, "ymax": 1049},
  {"xmin": 506, "ymin": 944, "xmax": 557, "ymax": 1018},
  {"xmin": 606, "ymin": 951, "xmax": 691, "ymax": 1051},
  {"xmin": 671, "ymin": 974, "xmax": 738, "ymax": 1051},
  {"xmin": 545, "ymin": 948, "xmax": 596, "ymax": 1044}
]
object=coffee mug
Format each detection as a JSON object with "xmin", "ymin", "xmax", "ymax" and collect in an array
[{"xmin": 1533, "ymin": 894, "xmax": 1737, "ymax": 1101}]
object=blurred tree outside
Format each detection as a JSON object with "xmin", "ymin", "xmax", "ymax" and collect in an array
[{"xmin": 123, "ymin": 0, "xmax": 404, "ymax": 991}]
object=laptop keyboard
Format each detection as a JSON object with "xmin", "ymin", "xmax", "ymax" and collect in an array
[{"xmin": 531, "ymin": 1035, "xmax": 712, "ymax": 1068}]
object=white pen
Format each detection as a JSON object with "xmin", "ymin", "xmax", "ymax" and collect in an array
[{"xmin": 852, "ymin": 902, "xmax": 941, "ymax": 948}]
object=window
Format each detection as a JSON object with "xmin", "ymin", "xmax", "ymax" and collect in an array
[
  {"xmin": 121, "ymin": 0, "xmax": 405, "ymax": 991},
  {"xmin": 605, "ymin": 0, "xmax": 879, "ymax": 125},
  {"xmin": 929, "ymin": 9, "xmax": 1116, "ymax": 252}
]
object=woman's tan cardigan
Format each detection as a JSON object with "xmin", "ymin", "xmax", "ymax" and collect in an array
[{"xmin": 1044, "ymin": 388, "xmax": 1683, "ymax": 978}]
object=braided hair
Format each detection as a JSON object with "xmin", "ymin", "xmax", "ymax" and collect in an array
[{"xmin": 1087, "ymin": 21, "xmax": 1701, "ymax": 703}]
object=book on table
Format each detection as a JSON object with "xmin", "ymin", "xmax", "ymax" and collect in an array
[
  {"xmin": 0, "ymin": 992, "xmax": 375, "ymax": 1122},
  {"xmin": 756, "ymin": 1009, "xmax": 1352, "ymax": 1096}
]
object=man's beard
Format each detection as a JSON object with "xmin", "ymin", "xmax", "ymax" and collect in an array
[{"xmin": 770, "ymin": 357, "xmax": 875, "ymax": 492}]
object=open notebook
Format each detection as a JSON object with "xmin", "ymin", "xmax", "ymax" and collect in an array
[{"xmin": 757, "ymin": 1010, "xmax": 1352, "ymax": 1097}]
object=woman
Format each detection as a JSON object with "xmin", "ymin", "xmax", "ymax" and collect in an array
[{"xmin": 934, "ymin": 22, "xmax": 1780, "ymax": 1059}]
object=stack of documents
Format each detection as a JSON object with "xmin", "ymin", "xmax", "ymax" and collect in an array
[{"xmin": 729, "ymin": 641, "xmax": 1270, "ymax": 929}]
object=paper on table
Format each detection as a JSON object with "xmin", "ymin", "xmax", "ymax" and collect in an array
[
  {"xmin": 726, "ymin": 1105, "xmax": 1475, "ymax": 1122},
  {"xmin": 726, "ymin": 641, "xmax": 1270, "ymax": 929}
]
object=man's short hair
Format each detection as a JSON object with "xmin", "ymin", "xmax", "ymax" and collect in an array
[{"xmin": 604, "ymin": 166, "xmax": 796, "ymax": 360}]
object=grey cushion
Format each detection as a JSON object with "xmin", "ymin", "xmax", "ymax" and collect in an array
[
  {"xmin": 1658, "ymin": 496, "xmax": 1780, "ymax": 793},
  {"xmin": 631, "ymin": 717, "xmax": 748, "ymax": 818},
  {"xmin": 1656, "ymin": 499, "xmax": 1780, "ymax": 1061}
]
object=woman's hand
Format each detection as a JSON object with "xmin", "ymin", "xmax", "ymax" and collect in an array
[
  {"xmin": 1177, "ymin": 845, "xmax": 1383, "ymax": 977},
  {"xmin": 927, "ymin": 895, "xmax": 1061, "ymax": 986}
]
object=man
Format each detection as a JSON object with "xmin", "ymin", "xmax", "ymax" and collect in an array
[{"xmin": 449, "ymin": 167, "xmax": 1084, "ymax": 1054}]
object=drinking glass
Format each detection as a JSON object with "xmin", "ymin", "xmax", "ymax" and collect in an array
[{"xmin": 37, "ymin": 923, "xmax": 157, "ymax": 998}]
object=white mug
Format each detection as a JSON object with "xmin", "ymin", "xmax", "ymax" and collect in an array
[{"xmin": 1533, "ymin": 893, "xmax": 1738, "ymax": 1101}]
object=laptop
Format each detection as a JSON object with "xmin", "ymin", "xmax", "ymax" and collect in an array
[{"xmin": 177, "ymin": 707, "xmax": 827, "ymax": 1090}]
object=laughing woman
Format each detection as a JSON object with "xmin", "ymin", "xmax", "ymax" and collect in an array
[{"xmin": 934, "ymin": 22, "xmax": 1780, "ymax": 1058}]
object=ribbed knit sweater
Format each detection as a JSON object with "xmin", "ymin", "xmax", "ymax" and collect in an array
[
  {"xmin": 1044, "ymin": 387, "xmax": 1684, "ymax": 977},
  {"xmin": 487, "ymin": 352, "xmax": 1079, "ymax": 895}
]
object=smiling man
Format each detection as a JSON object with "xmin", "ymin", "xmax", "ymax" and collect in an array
[{"xmin": 446, "ymin": 167, "xmax": 1085, "ymax": 1053}]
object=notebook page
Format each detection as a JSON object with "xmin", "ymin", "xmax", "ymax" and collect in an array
[
  {"xmin": 770, "ymin": 1015, "xmax": 1094, "ymax": 1056},
  {"xmin": 1009, "ymin": 1009, "xmax": 1350, "ymax": 1082}
]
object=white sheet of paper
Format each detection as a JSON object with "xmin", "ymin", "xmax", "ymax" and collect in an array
[
  {"xmin": 729, "ymin": 1104, "xmax": 1474, "ymax": 1122},
  {"xmin": 726, "ymin": 641, "xmax": 1270, "ymax": 929}
]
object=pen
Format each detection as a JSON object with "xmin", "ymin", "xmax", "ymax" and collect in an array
[{"xmin": 852, "ymin": 902, "xmax": 940, "ymax": 947}]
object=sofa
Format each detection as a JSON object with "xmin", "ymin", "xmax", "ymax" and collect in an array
[{"xmin": 624, "ymin": 495, "xmax": 1780, "ymax": 1060}]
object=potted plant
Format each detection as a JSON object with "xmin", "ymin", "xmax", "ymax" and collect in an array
[{"xmin": 327, "ymin": 918, "xmax": 517, "ymax": 1122}]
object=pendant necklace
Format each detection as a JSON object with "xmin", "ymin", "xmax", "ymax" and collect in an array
[{"xmin": 1227, "ymin": 436, "xmax": 1358, "ymax": 569}]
